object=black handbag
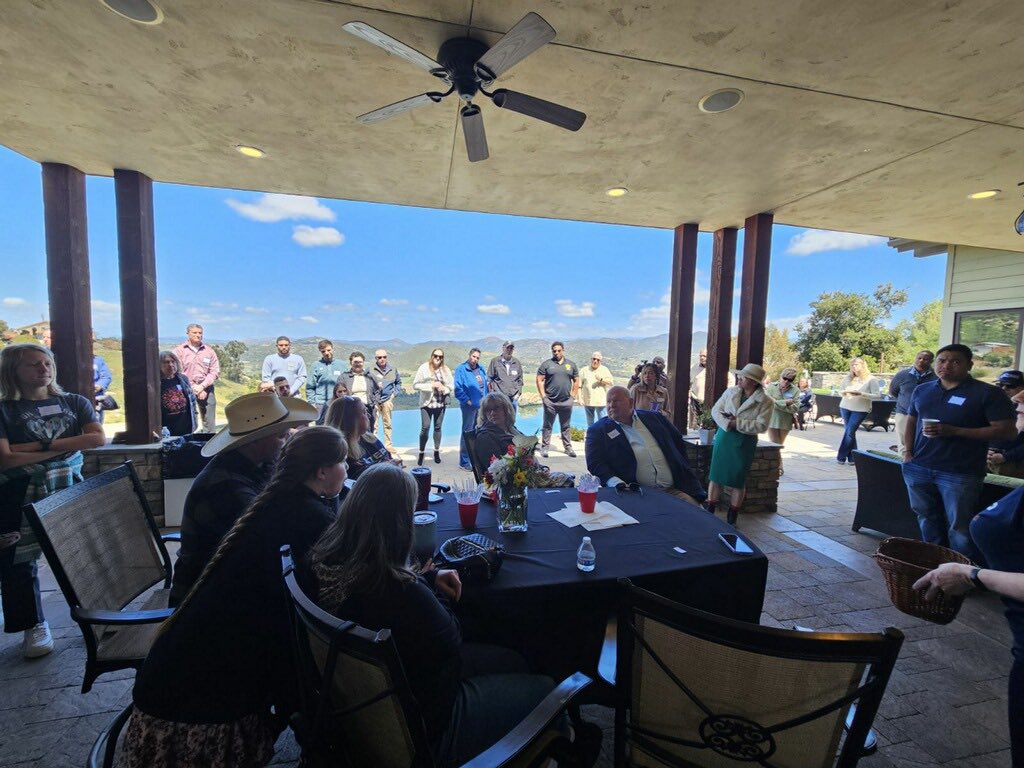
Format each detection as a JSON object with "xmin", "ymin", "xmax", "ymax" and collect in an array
[
  {"xmin": 96, "ymin": 394, "xmax": 119, "ymax": 411},
  {"xmin": 433, "ymin": 533, "xmax": 505, "ymax": 581}
]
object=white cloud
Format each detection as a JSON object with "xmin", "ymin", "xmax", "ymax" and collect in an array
[
  {"xmin": 416, "ymin": 304, "xmax": 439, "ymax": 313},
  {"xmin": 292, "ymin": 225, "xmax": 344, "ymax": 247},
  {"xmin": 300, "ymin": 315, "xmax": 319, "ymax": 324},
  {"xmin": 210, "ymin": 301, "xmax": 239, "ymax": 309},
  {"xmin": 225, "ymin": 193, "xmax": 335, "ymax": 223},
  {"xmin": 92, "ymin": 299, "xmax": 120, "ymax": 313},
  {"xmin": 531, "ymin": 320, "xmax": 554, "ymax": 330},
  {"xmin": 477, "ymin": 304, "xmax": 511, "ymax": 315},
  {"xmin": 321, "ymin": 302, "xmax": 358, "ymax": 313},
  {"xmin": 555, "ymin": 299, "xmax": 595, "ymax": 318},
  {"xmin": 437, "ymin": 323, "xmax": 465, "ymax": 336},
  {"xmin": 380, "ymin": 298, "xmax": 408, "ymax": 306},
  {"xmin": 245, "ymin": 306, "xmax": 270, "ymax": 315},
  {"xmin": 786, "ymin": 229, "xmax": 884, "ymax": 256},
  {"xmin": 2, "ymin": 297, "xmax": 27, "ymax": 306},
  {"xmin": 767, "ymin": 314, "xmax": 810, "ymax": 331}
]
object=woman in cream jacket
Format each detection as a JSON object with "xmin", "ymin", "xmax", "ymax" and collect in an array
[
  {"xmin": 708, "ymin": 363, "xmax": 774, "ymax": 524},
  {"xmin": 835, "ymin": 357, "xmax": 880, "ymax": 465}
]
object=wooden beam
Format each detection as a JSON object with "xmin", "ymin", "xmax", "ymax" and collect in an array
[
  {"xmin": 42, "ymin": 163, "xmax": 94, "ymax": 397},
  {"xmin": 115, "ymin": 169, "xmax": 161, "ymax": 444},
  {"xmin": 736, "ymin": 212, "xmax": 773, "ymax": 366},
  {"xmin": 705, "ymin": 228, "xmax": 737, "ymax": 407},
  {"xmin": 666, "ymin": 223, "xmax": 698, "ymax": 432}
]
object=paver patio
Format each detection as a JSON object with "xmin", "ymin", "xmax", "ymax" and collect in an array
[{"xmin": 0, "ymin": 420, "xmax": 1013, "ymax": 766}]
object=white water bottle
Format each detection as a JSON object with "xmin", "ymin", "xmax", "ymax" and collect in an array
[{"xmin": 577, "ymin": 536, "xmax": 596, "ymax": 572}]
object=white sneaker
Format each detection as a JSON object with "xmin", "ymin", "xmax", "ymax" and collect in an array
[{"xmin": 23, "ymin": 621, "xmax": 54, "ymax": 659}]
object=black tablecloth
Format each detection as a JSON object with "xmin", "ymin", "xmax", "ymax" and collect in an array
[{"xmin": 431, "ymin": 487, "xmax": 767, "ymax": 678}]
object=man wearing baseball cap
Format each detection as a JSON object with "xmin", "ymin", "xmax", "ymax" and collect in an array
[
  {"xmin": 169, "ymin": 393, "xmax": 318, "ymax": 605},
  {"xmin": 997, "ymin": 370, "xmax": 1024, "ymax": 399},
  {"xmin": 487, "ymin": 341, "xmax": 524, "ymax": 413}
]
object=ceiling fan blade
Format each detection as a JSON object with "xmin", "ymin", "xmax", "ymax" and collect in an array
[
  {"xmin": 343, "ymin": 21, "xmax": 442, "ymax": 74},
  {"xmin": 490, "ymin": 89, "xmax": 586, "ymax": 131},
  {"xmin": 461, "ymin": 105, "xmax": 489, "ymax": 162},
  {"xmin": 475, "ymin": 12, "xmax": 556, "ymax": 81},
  {"xmin": 357, "ymin": 92, "xmax": 445, "ymax": 124}
]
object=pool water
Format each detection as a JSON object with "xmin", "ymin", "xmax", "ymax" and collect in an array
[{"xmin": 377, "ymin": 405, "xmax": 594, "ymax": 448}]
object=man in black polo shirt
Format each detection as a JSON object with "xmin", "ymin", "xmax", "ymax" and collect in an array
[
  {"xmin": 901, "ymin": 343, "xmax": 1016, "ymax": 560},
  {"xmin": 536, "ymin": 341, "xmax": 579, "ymax": 458}
]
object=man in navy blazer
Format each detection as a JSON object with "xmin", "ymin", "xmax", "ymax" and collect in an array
[{"xmin": 585, "ymin": 386, "xmax": 706, "ymax": 505}]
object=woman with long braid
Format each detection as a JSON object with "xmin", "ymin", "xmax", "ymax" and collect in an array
[{"xmin": 119, "ymin": 427, "xmax": 348, "ymax": 768}]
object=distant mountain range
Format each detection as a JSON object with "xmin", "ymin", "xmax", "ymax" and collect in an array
[{"xmin": 216, "ymin": 333, "xmax": 709, "ymax": 382}]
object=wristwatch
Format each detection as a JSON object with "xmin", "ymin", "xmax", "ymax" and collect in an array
[
  {"xmin": 969, "ymin": 567, "xmax": 988, "ymax": 591},
  {"xmin": 40, "ymin": 439, "xmax": 51, "ymax": 452}
]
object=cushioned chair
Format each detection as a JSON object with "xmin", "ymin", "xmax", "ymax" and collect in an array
[
  {"xmin": 24, "ymin": 462, "xmax": 176, "ymax": 692},
  {"xmin": 282, "ymin": 554, "xmax": 592, "ymax": 768},
  {"xmin": 600, "ymin": 580, "xmax": 903, "ymax": 768},
  {"xmin": 861, "ymin": 400, "xmax": 897, "ymax": 432},
  {"xmin": 464, "ymin": 429, "xmax": 486, "ymax": 483}
]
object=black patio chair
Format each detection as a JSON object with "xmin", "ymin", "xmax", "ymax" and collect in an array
[
  {"xmin": 24, "ymin": 462, "xmax": 176, "ymax": 692},
  {"xmin": 600, "ymin": 579, "xmax": 903, "ymax": 767},
  {"xmin": 282, "ymin": 553, "xmax": 592, "ymax": 767},
  {"xmin": 861, "ymin": 400, "xmax": 897, "ymax": 431},
  {"xmin": 87, "ymin": 703, "xmax": 132, "ymax": 768},
  {"xmin": 464, "ymin": 429, "xmax": 486, "ymax": 483}
]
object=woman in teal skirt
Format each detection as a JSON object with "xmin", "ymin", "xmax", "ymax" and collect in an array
[{"xmin": 708, "ymin": 363, "xmax": 774, "ymax": 525}]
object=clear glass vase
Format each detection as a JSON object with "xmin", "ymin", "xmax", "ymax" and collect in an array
[{"xmin": 497, "ymin": 484, "xmax": 528, "ymax": 532}]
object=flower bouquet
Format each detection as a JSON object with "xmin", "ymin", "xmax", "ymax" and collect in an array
[{"xmin": 484, "ymin": 434, "xmax": 540, "ymax": 532}]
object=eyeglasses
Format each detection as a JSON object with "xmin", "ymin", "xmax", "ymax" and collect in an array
[
  {"xmin": 433, "ymin": 354, "xmax": 444, "ymax": 359},
  {"xmin": 615, "ymin": 482, "xmax": 645, "ymax": 496},
  {"xmin": 376, "ymin": 355, "xmax": 387, "ymax": 359},
  {"xmin": 782, "ymin": 377, "xmax": 795, "ymax": 382},
  {"xmin": 592, "ymin": 357, "xmax": 601, "ymax": 361}
]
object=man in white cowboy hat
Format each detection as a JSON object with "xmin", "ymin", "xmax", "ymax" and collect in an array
[{"xmin": 169, "ymin": 393, "xmax": 318, "ymax": 605}]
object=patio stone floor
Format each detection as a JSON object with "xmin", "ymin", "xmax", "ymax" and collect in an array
[{"xmin": 0, "ymin": 420, "xmax": 1013, "ymax": 766}]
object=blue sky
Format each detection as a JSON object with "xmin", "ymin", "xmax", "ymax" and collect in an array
[{"xmin": 0, "ymin": 145, "xmax": 947, "ymax": 342}]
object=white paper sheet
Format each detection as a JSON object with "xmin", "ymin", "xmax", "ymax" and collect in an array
[{"xmin": 546, "ymin": 501, "xmax": 639, "ymax": 531}]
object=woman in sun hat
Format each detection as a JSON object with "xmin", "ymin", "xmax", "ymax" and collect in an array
[{"xmin": 706, "ymin": 363, "xmax": 774, "ymax": 525}]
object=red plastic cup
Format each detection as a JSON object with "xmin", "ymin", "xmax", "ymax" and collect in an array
[
  {"xmin": 579, "ymin": 490, "xmax": 597, "ymax": 514},
  {"xmin": 458, "ymin": 501, "xmax": 479, "ymax": 528}
]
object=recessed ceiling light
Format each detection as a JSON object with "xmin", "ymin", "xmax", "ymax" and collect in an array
[
  {"xmin": 966, "ymin": 189, "xmax": 1000, "ymax": 200},
  {"xmin": 605, "ymin": 187, "xmax": 628, "ymax": 198},
  {"xmin": 698, "ymin": 88, "xmax": 744, "ymax": 114},
  {"xmin": 236, "ymin": 145, "xmax": 266, "ymax": 159},
  {"xmin": 99, "ymin": 0, "xmax": 163, "ymax": 25}
]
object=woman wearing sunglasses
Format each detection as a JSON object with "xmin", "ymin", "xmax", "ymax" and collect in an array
[
  {"xmin": 766, "ymin": 367, "xmax": 800, "ymax": 447},
  {"xmin": 413, "ymin": 348, "xmax": 454, "ymax": 466}
]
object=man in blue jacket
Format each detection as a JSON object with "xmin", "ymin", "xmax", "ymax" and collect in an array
[
  {"xmin": 455, "ymin": 348, "xmax": 488, "ymax": 471},
  {"xmin": 586, "ymin": 386, "xmax": 706, "ymax": 506}
]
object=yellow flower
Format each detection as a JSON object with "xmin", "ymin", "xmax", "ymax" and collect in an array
[{"xmin": 514, "ymin": 470, "xmax": 527, "ymax": 486}]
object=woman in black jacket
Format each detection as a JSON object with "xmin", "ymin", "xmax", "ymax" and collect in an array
[{"xmin": 119, "ymin": 427, "xmax": 348, "ymax": 768}]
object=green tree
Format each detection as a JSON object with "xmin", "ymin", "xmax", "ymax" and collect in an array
[
  {"xmin": 214, "ymin": 340, "xmax": 249, "ymax": 384},
  {"xmin": 762, "ymin": 324, "xmax": 801, "ymax": 378},
  {"xmin": 904, "ymin": 299, "xmax": 942, "ymax": 354},
  {"xmin": 794, "ymin": 283, "xmax": 908, "ymax": 370},
  {"xmin": 807, "ymin": 340, "xmax": 846, "ymax": 372}
]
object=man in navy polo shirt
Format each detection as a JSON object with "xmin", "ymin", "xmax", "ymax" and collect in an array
[{"xmin": 902, "ymin": 343, "xmax": 1016, "ymax": 559}]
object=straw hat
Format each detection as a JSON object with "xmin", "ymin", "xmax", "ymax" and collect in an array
[
  {"xmin": 731, "ymin": 363, "xmax": 767, "ymax": 385},
  {"xmin": 201, "ymin": 393, "xmax": 319, "ymax": 457}
]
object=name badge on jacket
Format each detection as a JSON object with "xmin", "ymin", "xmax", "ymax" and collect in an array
[{"xmin": 607, "ymin": 429, "xmax": 621, "ymax": 439}]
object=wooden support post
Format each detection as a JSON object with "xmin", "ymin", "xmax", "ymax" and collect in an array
[
  {"xmin": 115, "ymin": 170, "xmax": 161, "ymax": 444},
  {"xmin": 736, "ymin": 212, "xmax": 774, "ymax": 366},
  {"xmin": 42, "ymin": 163, "xmax": 94, "ymax": 397},
  {"xmin": 705, "ymin": 228, "xmax": 737, "ymax": 408},
  {"xmin": 666, "ymin": 223, "xmax": 698, "ymax": 432}
]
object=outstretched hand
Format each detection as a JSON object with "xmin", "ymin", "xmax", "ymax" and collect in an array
[{"xmin": 912, "ymin": 562, "xmax": 972, "ymax": 601}]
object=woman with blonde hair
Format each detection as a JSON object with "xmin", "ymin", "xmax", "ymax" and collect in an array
[
  {"xmin": 312, "ymin": 463, "xmax": 560, "ymax": 766},
  {"xmin": 706, "ymin": 363, "xmax": 774, "ymax": 525},
  {"xmin": 0, "ymin": 343, "xmax": 105, "ymax": 658},
  {"xmin": 413, "ymin": 347, "xmax": 454, "ymax": 466},
  {"xmin": 324, "ymin": 395, "xmax": 403, "ymax": 480},
  {"xmin": 836, "ymin": 357, "xmax": 880, "ymax": 465},
  {"xmin": 159, "ymin": 349, "xmax": 197, "ymax": 436},
  {"xmin": 119, "ymin": 426, "xmax": 348, "ymax": 767},
  {"xmin": 473, "ymin": 392, "xmax": 574, "ymax": 487}
]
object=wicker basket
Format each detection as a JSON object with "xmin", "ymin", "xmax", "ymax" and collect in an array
[{"xmin": 874, "ymin": 537, "xmax": 973, "ymax": 625}]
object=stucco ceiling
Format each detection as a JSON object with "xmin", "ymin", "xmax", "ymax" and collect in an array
[{"xmin": 1, "ymin": 0, "xmax": 1023, "ymax": 250}]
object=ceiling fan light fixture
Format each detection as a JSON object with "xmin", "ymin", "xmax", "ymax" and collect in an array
[
  {"xmin": 235, "ymin": 145, "xmax": 266, "ymax": 159},
  {"xmin": 98, "ymin": 0, "xmax": 163, "ymax": 25},
  {"xmin": 605, "ymin": 187, "xmax": 628, "ymax": 198},
  {"xmin": 966, "ymin": 189, "xmax": 1000, "ymax": 200},
  {"xmin": 698, "ymin": 88, "xmax": 744, "ymax": 114},
  {"xmin": 1014, "ymin": 209, "xmax": 1024, "ymax": 236}
]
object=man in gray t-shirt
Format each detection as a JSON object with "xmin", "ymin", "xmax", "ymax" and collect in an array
[{"xmin": 536, "ymin": 341, "xmax": 579, "ymax": 458}]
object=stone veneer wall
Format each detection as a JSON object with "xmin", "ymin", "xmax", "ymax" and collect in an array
[
  {"xmin": 682, "ymin": 440, "xmax": 781, "ymax": 516},
  {"xmin": 82, "ymin": 443, "xmax": 166, "ymax": 526}
]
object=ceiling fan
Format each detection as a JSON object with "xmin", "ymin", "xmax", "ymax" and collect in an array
[{"xmin": 343, "ymin": 12, "xmax": 586, "ymax": 162}]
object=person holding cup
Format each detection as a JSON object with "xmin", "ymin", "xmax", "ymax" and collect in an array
[{"xmin": 901, "ymin": 344, "xmax": 1016, "ymax": 560}]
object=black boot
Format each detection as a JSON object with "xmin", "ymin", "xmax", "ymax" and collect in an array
[
  {"xmin": 727, "ymin": 506, "xmax": 739, "ymax": 525},
  {"xmin": 417, "ymin": 452, "xmax": 425, "ymax": 466},
  {"xmin": 434, "ymin": 450, "xmax": 441, "ymax": 464},
  {"xmin": 703, "ymin": 499, "xmax": 718, "ymax": 515}
]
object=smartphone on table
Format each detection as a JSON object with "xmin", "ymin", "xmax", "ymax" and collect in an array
[{"xmin": 718, "ymin": 532, "xmax": 754, "ymax": 555}]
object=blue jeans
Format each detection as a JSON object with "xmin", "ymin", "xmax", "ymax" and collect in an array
[
  {"xmin": 585, "ymin": 406, "xmax": 605, "ymax": 426},
  {"xmin": 837, "ymin": 408, "xmax": 867, "ymax": 462},
  {"xmin": 460, "ymin": 403, "xmax": 479, "ymax": 468},
  {"xmin": 901, "ymin": 462, "xmax": 984, "ymax": 561}
]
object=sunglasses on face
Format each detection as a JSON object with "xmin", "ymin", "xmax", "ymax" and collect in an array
[
  {"xmin": 376, "ymin": 355, "xmax": 387, "ymax": 359},
  {"xmin": 782, "ymin": 377, "xmax": 795, "ymax": 382},
  {"xmin": 433, "ymin": 354, "xmax": 444, "ymax": 359}
]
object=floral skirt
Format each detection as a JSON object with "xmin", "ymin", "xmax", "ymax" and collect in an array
[{"xmin": 118, "ymin": 706, "xmax": 277, "ymax": 768}]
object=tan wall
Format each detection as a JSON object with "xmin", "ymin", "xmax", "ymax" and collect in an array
[{"xmin": 940, "ymin": 245, "xmax": 1024, "ymax": 353}]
